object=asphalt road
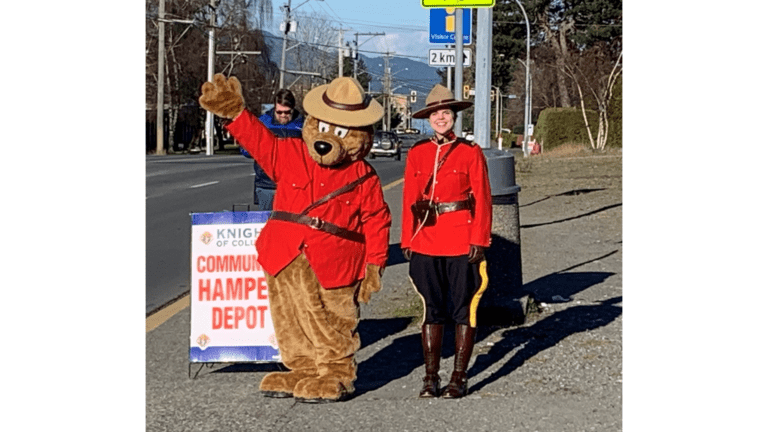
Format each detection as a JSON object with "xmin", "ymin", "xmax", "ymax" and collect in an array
[{"xmin": 146, "ymin": 153, "xmax": 407, "ymax": 315}]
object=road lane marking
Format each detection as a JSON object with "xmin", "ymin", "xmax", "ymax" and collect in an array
[
  {"xmin": 190, "ymin": 181, "xmax": 220, "ymax": 188},
  {"xmin": 146, "ymin": 294, "xmax": 190, "ymax": 333},
  {"xmin": 382, "ymin": 178, "xmax": 403, "ymax": 191}
]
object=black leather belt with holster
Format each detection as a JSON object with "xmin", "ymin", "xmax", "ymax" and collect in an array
[
  {"xmin": 270, "ymin": 211, "xmax": 366, "ymax": 243},
  {"xmin": 411, "ymin": 196, "xmax": 474, "ymax": 228}
]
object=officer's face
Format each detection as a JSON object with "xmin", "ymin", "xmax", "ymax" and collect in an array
[{"xmin": 429, "ymin": 108, "xmax": 454, "ymax": 137}]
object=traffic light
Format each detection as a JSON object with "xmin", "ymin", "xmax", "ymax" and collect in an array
[
  {"xmin": 463, "ymin": 84, "xmax": 470, "ymax": 99},
  {"xmin": 410, "ymin": 90, "xmax": 417, "ymax": 103},
  {"xmin": 490, "ymin": 88, "xmax": 496, "ymax": 102}
]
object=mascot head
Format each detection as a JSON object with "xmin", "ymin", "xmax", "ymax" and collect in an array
[{"xmin": 301, "ymin": 77, "xmax": 384, "ymax": 166}]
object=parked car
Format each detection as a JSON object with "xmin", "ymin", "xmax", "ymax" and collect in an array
[
  {"xmin": 396, "ymin": 132, "xmax": 426, "ymax": 152},
  {"xmin": 370, "ymin": 130, "xmax": 402, "ymax": 160}
]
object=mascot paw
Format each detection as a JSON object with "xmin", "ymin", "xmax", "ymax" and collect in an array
[
  {"xmin": 293, "ymin": 376, "xmax": 354, "ymax": 403},
  {"xmin": 199, "ymin": 73, "xmax": 245, "ymax": 119},
  {"xmin": 357, "ymin": 264, "xmax": 383, "ymax": 304},
  {"xmin": 259, "ymin": 370, "xmax": 318, "ymax": 398}
]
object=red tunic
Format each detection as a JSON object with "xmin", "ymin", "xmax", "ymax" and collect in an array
[
  {"xmin": 227, "ymin": 110, "xmax": 392, "ymax": 289},
  {"xmin": 401, "ymin": 137, "xmax": 492, "ymax": 256}
]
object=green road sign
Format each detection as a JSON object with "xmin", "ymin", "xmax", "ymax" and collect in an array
[{"xmin": 422, "ymin": 0, "xmax": 495, "ymax": 8}]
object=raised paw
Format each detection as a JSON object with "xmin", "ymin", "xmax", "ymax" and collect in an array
[{"xmin": 198, "ymin": 73, "xmax": 245, "ymax": 119}]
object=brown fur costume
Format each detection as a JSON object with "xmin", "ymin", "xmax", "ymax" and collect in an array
[{"xmin": 200, "ymin": 74, "xmax": 389, "ymax": 403}]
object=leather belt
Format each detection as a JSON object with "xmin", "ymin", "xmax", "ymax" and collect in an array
[
  {"xmin": 269, "ymin": 211, "xmax": 366, "ymax": 243},
  {"xmin": 433, "ymin": 199, "xmax": 473, "ymax": 215}
]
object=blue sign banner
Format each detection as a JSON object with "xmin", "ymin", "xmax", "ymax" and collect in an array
[{"xmin": 429, "ymin": 8, "xmax": 472, "ymax": 45}]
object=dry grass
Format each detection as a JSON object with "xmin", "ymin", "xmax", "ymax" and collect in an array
[{"xmin": 540, "ymin": 143, "xmax": 622, "ymax": 158}]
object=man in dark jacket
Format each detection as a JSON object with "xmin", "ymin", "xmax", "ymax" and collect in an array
[{"xmin": 240, "ymin": 89, "xmax": 304, "ymax": 210}]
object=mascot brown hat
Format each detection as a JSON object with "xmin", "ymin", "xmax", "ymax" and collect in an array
[{"xmin": 303, "ymin": 77, "xmax": 384, "ymax": 127}]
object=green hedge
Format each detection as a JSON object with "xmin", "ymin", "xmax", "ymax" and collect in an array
[
  {"xmin": 533, "ymin": 77, "xmax": 622, "ymax": 150},
  {"xmin": 533, "ymin": 107, "xmax": 599, "ymax": 150},
  {"xmin": 606, "ymin": 75, "xmax": 622, "ymax": 148}
]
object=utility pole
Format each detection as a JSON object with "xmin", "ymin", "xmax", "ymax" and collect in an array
[
  {"xmin": 279, "ymin": 0, "xmax": 292, "ymax": 89},
  {"xmin": 155, "ymin": 2, "xmax": 197, "ymax": 155},
  {"xmin": 352, "ymin": 32, "xmax": 385, "ymax": 80},
  {"xmin": 383, "ymin": 53, "xmax": 391, "ymax": 131},
  {"xmin": 338, "ymin": 28, "xmax": 345, "ymax": 77},
  {"xmin": 205, "ymin": 0, "xmax": 216, "ymax": 156},
  {"xmin": 156, "ymin": 0, "xmax": 166, "ymax": 155}
]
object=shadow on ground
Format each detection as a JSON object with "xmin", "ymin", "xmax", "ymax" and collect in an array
[
  {"xmin": 468, "ymin": 296, "xmax": 622, "ymax": 394},
  {"xmin": 354, "ymin": 236, "xmax": 621, "ymax": 397}
]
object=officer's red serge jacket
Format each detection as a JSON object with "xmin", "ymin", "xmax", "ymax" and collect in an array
[
  {"xmin": 227, "ymin": 110, "xmax": 392, "ymax": 289},
  {"xmin": 401, "ymin": 137, "xmax": 492, "ymax": 256}
]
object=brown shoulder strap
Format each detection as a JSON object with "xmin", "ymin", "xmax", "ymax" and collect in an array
[{"xmin": 300, "ymin": 170, "xmax": 377, "ymax": 215}]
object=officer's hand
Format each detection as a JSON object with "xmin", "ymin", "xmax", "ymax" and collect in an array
[
  {"xmin": 199, "ymin": 73, "xmax": 246, "ymax": 119},
  {"xmin": 402, "ymin": 248, "xmax": 412, "ymax": 261},
  {"xmin": 468, "ymin": 245, "xmax": 486, "ymax": 264}
]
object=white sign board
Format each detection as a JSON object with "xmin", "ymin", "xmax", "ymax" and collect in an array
[
  {"xmin": 189, "ymin": 211, "xmax": 280, "ymax": 363},
  {"xmin": 429, "ymin": 49, "xmax": 472, "ymax": 67}
]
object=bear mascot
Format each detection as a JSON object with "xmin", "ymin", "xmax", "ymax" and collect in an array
[{"xmin": 199, "ymin": 74, "xmax": 391, "ymax": 403}]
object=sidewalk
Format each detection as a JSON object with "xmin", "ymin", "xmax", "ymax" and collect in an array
[{"xmin": 146, "ymin": 154, "xmax": 623, "ymax": 431}]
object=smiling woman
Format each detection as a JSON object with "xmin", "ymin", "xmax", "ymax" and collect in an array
[{"xmin": 400, "ymin": 83, "xmax": 492, "ymax": 399}]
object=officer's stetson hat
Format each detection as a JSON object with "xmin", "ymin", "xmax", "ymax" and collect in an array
[
  {"xmin": 303, "ymin": 77, "xmax": 384, "ymax": 127},
  {"xmin": 412, "ymin": 84, "xmax": 473, "ymax": 119}
]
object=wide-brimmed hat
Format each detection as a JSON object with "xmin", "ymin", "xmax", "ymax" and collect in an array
[
  {"xmin": 412, "ymin": 84, "xmax": 473, "ymax": 119},
  {"xmin": 303, "ymin": 77, "xmax": 384, "ymax": 127}
]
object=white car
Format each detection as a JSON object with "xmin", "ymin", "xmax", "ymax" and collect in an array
[{"xmin": 370, "ymin": 131, "xmax": 402, "ymax": 160}]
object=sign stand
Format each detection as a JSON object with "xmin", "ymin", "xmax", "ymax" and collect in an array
[{"xmin": 187, "ymin": 208, "xmax": 280, "ymax": 379}]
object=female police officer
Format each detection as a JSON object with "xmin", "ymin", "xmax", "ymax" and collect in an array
[{"xmin": 401, "ymin": 84, "xmax": 492, "ymax": 399}]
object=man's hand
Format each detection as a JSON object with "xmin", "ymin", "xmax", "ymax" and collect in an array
[
  {"xmin": 468, "ymin": 245, "xmax": 486, "ymax": 264},
  {"xmin": 357, "ymin": 264, "xmax": 383, "ymax": 304},
  {"xmin": 199, "ymin": 73, "xmax": 246, "ymax": 119}
]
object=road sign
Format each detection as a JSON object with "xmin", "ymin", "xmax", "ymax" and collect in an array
[
  {"xmin": 422, "ymin": 0, "xmax": 495, "ymax": 8},
  {"xmin": 429, "ymin": 8, "xmax": 471, "ymax": 45},
  {"xmin": 429, "ymin": 48, "xmax": 472, "ymax": 67}
]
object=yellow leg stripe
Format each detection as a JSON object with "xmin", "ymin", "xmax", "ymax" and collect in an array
[
  {"xmin": 469, "ymin": 260, "xmax": 489, "ymax": 328},
  {"xmin": 408, "ymin": 275, "xmax": 428, "ymax": 326}
]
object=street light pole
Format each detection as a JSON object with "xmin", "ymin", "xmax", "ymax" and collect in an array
[
  {"xmin": 453, "ymin": 8, "xmax": 464, "ymax": 136},
  {"xmin": 514, "ymin": 0, "xmax": 531, "ymax": 157}
]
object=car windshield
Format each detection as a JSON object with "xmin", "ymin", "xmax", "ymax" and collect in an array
[{"xmin": 375, "ymin": 132, "xmax": 395, "ymax": 141}]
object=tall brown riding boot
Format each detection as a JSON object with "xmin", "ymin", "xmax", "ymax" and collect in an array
[
  {"xmin": 442, "ymin": 324, "xmax": 476, "ymax": 399},
  {"xmin": 418, "ymin": 324, "xmax": 444, "ymax": 398}
]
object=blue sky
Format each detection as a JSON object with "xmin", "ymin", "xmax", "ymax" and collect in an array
[{"xmin": 268, "ymin": 0, "xmax": 434, "ymax": 63}]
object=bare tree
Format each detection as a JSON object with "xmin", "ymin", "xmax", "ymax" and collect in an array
[
  {"xmin": 146, "ymin": 0, "xmax": 278, "ymax": 152},
  {"xmin": 564, "ymin": 48, "xmax": 622, "ymax": 151},
  {"xmin": 286, "ymin": 10, "xmax": 338, "ymax": 101}
]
